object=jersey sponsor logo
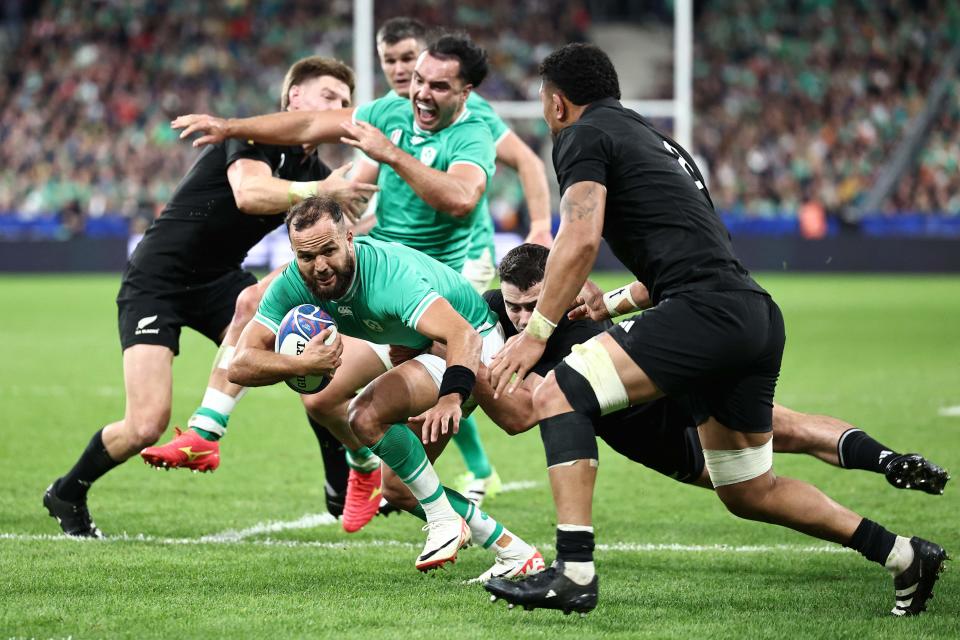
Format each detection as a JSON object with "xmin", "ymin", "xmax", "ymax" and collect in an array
[
  {"xmin": 135, "ymin": 315, "xmax": 161, "ymax": 335},
  {"xmin": 363, "ymin": 319, "xmax": 384, "ymax": 333},
  {"xmin": 389, "ymin": 129, "xmax": 403, "ymax": 145},
  {"xmin": 337, "ymin": 305, "xmax": 354, "ymax": 317},
  {"xmin": 411, "ymin": 135, "xmax": 424, "ymax": 145},
  {"xmin": 278, "ymin": 153, "xmax": 286, "ymax": 170},
  {"xmin": 420, "ymin": 146, "xmax": 437, "ymax": 166},
  {"xmin": 619, "ymin": 320, "xmax": 635, "ymax": 333}
]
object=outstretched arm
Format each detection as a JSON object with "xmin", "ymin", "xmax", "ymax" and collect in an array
[
  {"xmin": 173, "ymin": 108, "xmax": 356, "ymax": 147},
  {"xmin": 340, "ymin": 120, "xmax": 486, "ymax": 218},
  {"xmin": 489, "ymin": 180, "xmax": 606, "ymax": 396}
]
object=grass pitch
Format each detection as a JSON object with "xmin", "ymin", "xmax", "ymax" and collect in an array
[{"xmin": 1, "ymin": 272, "xmax": 959, "ymax": 638}]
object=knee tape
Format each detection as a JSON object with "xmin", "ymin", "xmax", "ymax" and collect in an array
[
  {"xmin": 560, "ymin": 337, "xmax": 629, "ymax": 416},
  {"xmin": 540, "ymin": 412, "xmax": 599, "ymax": 468},
  {"xmin": 702, "ymin": 439, "xmax": 773, "ymax": 487}
]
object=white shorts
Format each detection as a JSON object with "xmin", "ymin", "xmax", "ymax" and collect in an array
[
  {"xmin": 460, "ymin": 247, "xmax": 496, "ymax": 294},
  {"xmin": 412, "ymin": 324, "xmax": 505, "ymax": 389}
]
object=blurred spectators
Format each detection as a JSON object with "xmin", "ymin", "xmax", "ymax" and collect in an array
[{"xmin": 692, "ymin": 0, "xmax": 960, "ymax": 218}]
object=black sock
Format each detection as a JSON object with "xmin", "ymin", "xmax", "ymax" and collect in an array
[
  {"xmin": 837, "ymin": 429, "xmax": 898, "ymax": 473},
  {"xmin": 556, "ymin": 528, "xmax": 595, "ymax": 563},
  {"xmin": 307, "ymin": 413, "xmax": 348, "ymax": 495},
  {"xmin": 56, "ymin": 429, "xmax": 120, "ymax": 502},
  {"xmin": 844, "ymin": 518, "xmax": 896, "ymax": 566}
]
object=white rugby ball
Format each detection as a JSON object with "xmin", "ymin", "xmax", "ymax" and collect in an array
[{"xmin": 275, "ymin": 304, "xmax": 338, "ymax": 394}]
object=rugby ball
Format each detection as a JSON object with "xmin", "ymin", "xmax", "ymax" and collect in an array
[{"xmin": 275, "ymin": 304, "xmax": 338, "ymax": 394}]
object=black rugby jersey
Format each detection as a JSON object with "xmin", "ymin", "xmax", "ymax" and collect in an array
[
  {"xmin": 483, "ymin": 289, "xmax": 610, "ymax": 377},
  {"xmin": 130, "ymin": 140, "xmax": 330, "ymax": 282},
  {"xmin": 552, "ymin": 98, "xmax": 765, "ymax": 304}
]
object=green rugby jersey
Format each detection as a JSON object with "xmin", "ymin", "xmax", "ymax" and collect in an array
[
  {"xmin": 354, "ymin": 94, "xmax": 496, "ymax": 271},
  {"xmin": 464, "ymin": 93, "xmax": 509, "ymax": 261},
  {"xmin": 254, "ymin": 236, "xmax": 498, "ymax": 349}
]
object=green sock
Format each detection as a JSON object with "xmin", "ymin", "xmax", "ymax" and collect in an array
[
  {"xmin": 187, "ymin": 387, "xmax": 242, "ymax": 441},
  {"xmin": 404, "ymin": 487, "xmax": 504, "ymax": 549},
  {"xmin": 188, "ymin": 407, "xmax": 228, "ymax": 442},
  {"xmin": 370, "ymin": 424, "xmax": 454, "ymax": 521},
  {"xmin": 453, "ymin": 415, "xmax": 492, "ymax": 478},
  {"xmin": 345, "ymin": 446, "xmax": 379, "ymax": 472}
]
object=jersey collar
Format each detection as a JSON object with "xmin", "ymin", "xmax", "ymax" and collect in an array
[{"xmin": 582, "ymin": 97, "xmax": 622, "ymax": 116}]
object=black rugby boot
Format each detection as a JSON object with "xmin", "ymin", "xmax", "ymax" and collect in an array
[
  {"xmin": 884, "ymin": 454, "xmax": 950, "ymax": 495},
  {"xmin": 43, "ymin": 480, "xmax": 104, "ymax": 538},
  {"xmin": 485, "ymin": 560, "xmax": 598, "ymax": 616}
]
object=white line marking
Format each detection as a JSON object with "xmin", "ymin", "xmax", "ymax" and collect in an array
[
  {"xmin": 0, "ymin": 532, "xmax": 849, "ymax": 554},
  {"xmin": 202, "ymin": 512, "xmax": 337, "ymax": 542},
  {"xmin": 938, "ymin": 405, "xmax": 960, "ymax": 417},
  {"xmin": 499, "ymin": 480, "xmax": 541, "ymax": 492}
]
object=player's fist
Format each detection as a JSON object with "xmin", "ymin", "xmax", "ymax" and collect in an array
[{"xmin": 300, "ymin": 328, "xmax": 343, "ymax": 377}]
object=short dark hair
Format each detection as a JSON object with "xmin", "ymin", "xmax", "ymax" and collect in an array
[
  {"xmin": 285, "ymin": 195, "xmax": 344, "ymax": 232},
  {"xmin": 281, "ymin": 56, "xmax": 355, "ymax": 110},
  {"xmin": 427, "ymin": 32, "xmax": 488, "ymax": 88},
  {"xmin": 377, "ymin": 16, "xmax": 427, "ymax": 46},
  {"xmin": 498, "ymin": 243, "xmax": 549, "ymax": 291},
  {"xmin": 539, "ymin": 43, "xmax": 620, "ymax": 106}
]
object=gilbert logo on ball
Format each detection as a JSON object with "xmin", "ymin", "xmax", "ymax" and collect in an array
[{"xmin": 274, "ymin": 304, "xmax": 338, "ymax": 394}]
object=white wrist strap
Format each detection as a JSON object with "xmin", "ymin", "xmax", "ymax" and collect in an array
[
  {"xmin": 603, "ymin": 285, "xmax": 639, "ymax": 318},
  {"xmin": 288, "ymin": 181, "xmax": 318, "ymax": 204}
]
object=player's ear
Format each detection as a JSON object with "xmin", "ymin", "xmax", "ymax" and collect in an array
[
  {"xmin": 552, "ymin": 91, "xmax": 566, "ymax": 122},
  {"xmin": 287, "ymin": 85, "xmax": 300, "ymax": 110}
]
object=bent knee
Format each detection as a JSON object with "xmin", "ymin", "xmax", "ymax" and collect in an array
[
  {"xmin": 531, "ymin": 372, "xmax": 571, "ymax": 419},
  {"xmin": 231, "ymin": 284, "xmax": 263, "ymax": 327},
  {"xmin": 302, "ymin": 386, "xmax": 353, "ymax": 422},
  {"xmin": 125, "ymin": 414, "xmax": 170, "ymax": 448},
  {"xmin": 347, "ymin": 394, "xmax": 383, "ymax": 446}
]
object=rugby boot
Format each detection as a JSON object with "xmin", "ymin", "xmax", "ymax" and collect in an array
[
  {"xmin": 140, "ymin": 427, "xmax": 220, "ymax": 472},
  {"xmin": 377, "ymin": 497, "xmax": 400, "ymax": 518},
  {"xmin": 884, "ymin": 454, "xmax": 950, "ymax": 495},
  {"xmin": 415, "ymin": 516, "xmax": 471, "ymax": 572},
  {"xmin": 890, "ymin": 537, "xmax": 948, "ymax": 616},
  {"xmin": 43, "ymin": 481, "xmax": 104, "ymax": 538},
  {"xmin": 470, "ymin": 547, "xmax": 546, "ymax": 584},
  {"xmin": 342, "ymin": 467, "xmax": 382, "ymax": 533},
  {"xmin": 454, "ymin": 467, "xmax": 503, "ymax": 507},
  {"xmin": 486, "ymin": 559, "xmax": 598, "ymax": 615},
  {"xmin": 325, "ymin": 483, "xmax": 346, "ymax": 519}
]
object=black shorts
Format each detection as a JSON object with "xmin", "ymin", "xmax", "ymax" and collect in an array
[
  {"xmin": 595, "ymin": 398, "xmax": 704, "ymax": 483},
  {"xmin": 609, "ymin": 290, "xmax": 785, "ymax": 433},
  {"xmin": 116, "ymin": 264, "xmax": 257, "ymax": 355}
]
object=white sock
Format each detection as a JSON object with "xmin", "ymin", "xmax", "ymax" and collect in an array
[
  {"xmin": 563, "ymin": 560, "xmax": 595, "ymax": 585},
  {"xmin": 405, "ymin": 462, "xmax": 456, "ymax": 522},
  {"xmin": 346, "ymin": 448, "xmax": 381, "ymax": 472},
  {"xmin": 885, "ymin": 536, "xmax": 915, "ymax": 575},
  {"xmin": 493, "ymin": 527, "xmax": 533, "ymax": 557},
  {"xmin": 187, "ymin": 387, "xmax": 244, "ymax": 437},
  {"xmin": 556, "ymin": 523, "xmax": 596, "ymax": 584}
]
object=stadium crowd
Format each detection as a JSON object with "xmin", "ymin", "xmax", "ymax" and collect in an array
[
  {"xmin": 0, "ymin": 0, "xmax": 957, "ymax": 230},
  {"xmin": 693, "ymin": 0, "xmax": 960, "ymax": 217}
]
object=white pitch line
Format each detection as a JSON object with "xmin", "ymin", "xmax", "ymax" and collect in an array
[
  {"xmin": 201, "ymin": 512, "xmax": 337, "ymax": 542},
  {"xmin": 0, "ymin": 532, "xmax": 848, "ymax": 555},
  {"xmin": 201, "ymin": 481, "xmax": 542, "ymax": 542},
  {"xmin": 499, "ymin": 480, "xmax": 541, "ymax": 492},
  {"xmin": 938, "ymin": 405, "xmax": 960, "ymax": 417}
]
